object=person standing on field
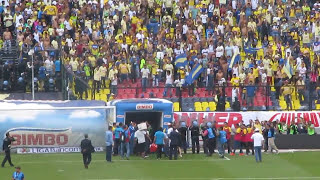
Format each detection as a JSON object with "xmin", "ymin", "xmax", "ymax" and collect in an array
[
  {"xmin": 190, "ymin": 121, "xmax": 200, "ymax": 154},
  {"xmin": 251, "ymin": 129, "xmax": 264, "ymax": 163},
  {"xmin": 267, "ymin": 124, "xmax": 279, "ymax": 154},
  {"xmin": 217, "ymin": 127, "xmax": 227, "ymax": 158},
  {"xmin": 154, "ymin": 127, "xmax": 166, "ymax": 160},
  {"xmin": 2, "ymin": 132, "xmax": 15, "ymax": 167},
  {"xmin": 169, "ymin": 126, "xmax": 181, "ymax": 160},
  {"xmin": 80, "ymin": 134, "xmax": 94, "ymax": 169},
  {"xmin": 105, "ymin": 126, "xmax": 113, "ymax": 163}
]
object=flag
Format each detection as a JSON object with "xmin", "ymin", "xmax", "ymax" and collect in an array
[
  {"xmin": 185, "ymin": 64, "xmax": 204, "ymax": 85},
  {"xmin": 229, "ymin": 53, "xmax": 241, "ymax": 69},
  {"xmin": 244, "ymin": 47, "xmax": 262, "ymax": 54},
  {"xmin": 282, "ymin": 59, "xmax": 293, "ymax": 78},
  {"xmin": 174, "ymin": 53, "xmax": 188, "ymax": 68}
]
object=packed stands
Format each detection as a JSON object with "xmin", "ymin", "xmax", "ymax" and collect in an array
[{"xmin": 1, "ymin": 0, "xmax": 320, "ymax": 111}]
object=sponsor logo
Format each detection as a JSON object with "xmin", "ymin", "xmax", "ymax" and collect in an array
[
  {"xmin": 117, "ymin": 115, "xmax": 124, "ymax": 118},
  {"xmin": 164, "ymin": 115, "xmax": 171, "ymax": 118},
  {"xmin": 136, "ymin": 104, "xmax": 153, "ymax": 110},
  {"xmin": 17, "ymin": 147, "xmax": 104, "ymax": 154},
  {"xmin": 7, "ymin": 128, "xmax": 71, "ymax": 148}
]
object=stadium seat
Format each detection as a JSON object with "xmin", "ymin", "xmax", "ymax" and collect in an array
[
  {"xmin": 194, "ymin": 102, "xmax": 201, "ymax": 108},
  {"xmin": 201, "ymin": 102, "xmax": 209, "ymax": 110},
  {"xmin": 173, "ymin": 102, "xmax": 180, "ymax": 111},
  {"xmin": 195, "ymin": 106, "xmax": 202, "ymax": 111},
  {"xmin": 316, "ymin": 102, "xmax": 320, "ymax": 110},
  {"xmin": 209, "ymin": 102, "xmax": 216, "ymax": 111}
]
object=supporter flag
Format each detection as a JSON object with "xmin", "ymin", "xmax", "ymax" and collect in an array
[
  {"xmin": 185, "ymin": 64, "xmax": 204, "ymax": 85},
  {"xmin": 174, "ymin": 53, "xmax": 188, "ymax": 68},
  {"xmin": 244, "ymin": 47, "xmax": 262, "ymax": 54},
  {"xmin": 282, "ymin": 59, "xmax": 293, "ymax": 78},
  {"xmin": 229, "ymin": 53, "xmax": 241, "ymax": 69}
]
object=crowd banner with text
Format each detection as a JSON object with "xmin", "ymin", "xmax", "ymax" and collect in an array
[{"xmin": 173, "ymin": 112, "xmax": 320, "ymax": 129}]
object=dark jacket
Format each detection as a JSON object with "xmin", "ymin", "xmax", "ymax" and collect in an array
[
  {"xmin": 3, "ymin": 137, "xmax": 15, "ymax": 152},
  {"xmin": 178, "ymin": 127, "xmax": 187, "ymax": 141},
  {"xmin": 190, "ymin": 126, "xmax": 199, "ymax": 137},
  {"xmin": 80, "ymin": 138, "xmax": 94, "ymax": 154},
  {"xmin": 169, "ymin": 130, "xmax": 181, "ymax": 146}
]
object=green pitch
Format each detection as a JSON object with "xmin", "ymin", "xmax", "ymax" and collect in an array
[{"xmin": 1, "ymin": 151, "xmax": 320, "ymax": 180}]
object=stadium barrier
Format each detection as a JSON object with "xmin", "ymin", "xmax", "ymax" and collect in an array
[{"xmin": 275, "ymin": 134, "xmax": 320, "ymax": 149}]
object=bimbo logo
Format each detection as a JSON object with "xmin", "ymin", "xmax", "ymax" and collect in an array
[
  {"xmin": 6, "ymin": 128, "xmax": 71, "ymax": 147},
  {"xmin": 136, "ymin": 104, "xmax": 153, "ymax": 110}
]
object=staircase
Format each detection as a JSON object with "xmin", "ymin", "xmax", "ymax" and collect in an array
[{"xmin": 0, "ymin": 38, "xmax": 19, "ymax": 63}]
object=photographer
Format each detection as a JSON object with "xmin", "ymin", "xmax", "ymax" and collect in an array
[{"xmin": 1, "ymin": 132, "xmax": 15, "ymax": 167}]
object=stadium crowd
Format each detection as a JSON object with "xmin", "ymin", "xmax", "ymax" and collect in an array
[
  {"xmin": 109, "ymin": 117, "xmax": 316, "ymax": 160},
  {"xmin": 0, "ymin": 0, "xmax": 320, "ymax": 110}
]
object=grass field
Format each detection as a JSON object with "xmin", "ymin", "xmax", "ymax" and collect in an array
[{"xmin": 1, "ymin": 151, "xmax": 320, "ymax": 180}]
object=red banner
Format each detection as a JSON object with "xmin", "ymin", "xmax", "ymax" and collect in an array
[{"xmin": 173, "ymin": 112, "xmax": 320, "ymax": 128}]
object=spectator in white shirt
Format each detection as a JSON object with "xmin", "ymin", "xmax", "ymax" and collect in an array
[
  {"xmin": 141, "ymin": 64, "xmax": 150, "ymax": 92},
  {"xmin": 251, "ymin": 129, "xmax": 264, "ymax": 163}
]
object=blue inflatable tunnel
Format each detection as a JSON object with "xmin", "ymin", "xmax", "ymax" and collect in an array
[{"xmin": 108, "ymin": 99, "xmax": 173, "ymax": 130}]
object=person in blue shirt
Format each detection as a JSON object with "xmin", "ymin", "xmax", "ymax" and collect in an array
[
  {"xmin": 153, "ymin": 127, "xmax": 166, "ymax": 159},
  {"xmin": 128, "ymin": 122, "xmax": 137, "ymax": 155},
  {"xmin": 12, "ymin": 166, "xmax": 24, "ymax": 180},
  {"xmin": 246, "ymin": 81, "xmax": 256, "ymax": 110},
  {"xmin": 105, "ymin": 126, "xmax": 113, "ymax": 162},
  {"xmin": 113, "ymin": 123, "xmax": 123, "ymax": 155},
  {"xmin": 217, "ymin": 127, "xmax": 227, "ymax": 158},
  {"xmin": 55, "ymin": 59, "xmax": 61, "ymax": 73},
  {"xmin": 205, "ymin": 122, "xmax": 216, "ymax": 156},
  {"xmin": 120, "ymin": 125, "xmax": 131, "ymax": 160}
]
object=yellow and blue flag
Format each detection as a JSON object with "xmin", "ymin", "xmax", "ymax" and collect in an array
[
  {"xmin": 229, "ymin": 53, "xmax": 241, "ymax": 69},
  {"xmin": 244, "ymin": 47, "xmax": 262, "ymax": 54},
  {"xmin": 282, "ymin": 59, "xmax": 293, "ymax": 78},
  {"xmin": 174, "ymin": 53, "xmax": 188, "ymax": 68},
  {"xmin": 185, "ymin": 63, "xmax": 204, "ymax": 85}
]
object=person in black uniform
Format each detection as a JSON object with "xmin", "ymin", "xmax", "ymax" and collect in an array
[
  {"xmin": 1, "ymin": 132, "xmax": 15, "ymax": 167},
  {"xmin": 169, "ymin": 126, "xmax": 181, "ymax": 160},
  {"xmin": 190, "ymin": 121, "xmax": 200, "ymax": 154},
  {"xmin": 80, "ymin": 134, "xmax": 94, "ymax": 169},
  {"xmin": 178, "ymin": 122, "xmax": 188, "ymax": 154}
]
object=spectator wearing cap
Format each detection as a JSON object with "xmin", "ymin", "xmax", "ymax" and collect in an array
[
  {"xmin": 251, "ymin": 129, "xmax": 264, "ymax": 163},
  {"xmin": 12, "ymin": 166, "xmax": 24, "ymax": 180}
]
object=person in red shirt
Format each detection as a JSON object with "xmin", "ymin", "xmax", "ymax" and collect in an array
[
  {"xmin": 223, "ymin": 122, "xmax": 232, "ymax": 154},
  {"xmin": 231, "ymin": 124, "xmax": 244, "ymax": 156},
  {"xmin": 239, "ymin": 124, "xmax": 247, "ymax": 156},
  {"xmin": 245, "ymin": 125, "xmax": 254, "ymax": 155}
]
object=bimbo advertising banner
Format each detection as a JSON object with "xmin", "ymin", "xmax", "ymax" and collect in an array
[
  {"xmin": 173, "ymin": 111, "xmax": 320, "ymax": 128},
  {"xmin": 0, "ymin": 100, "xmax": 110, "ymax": 153}
]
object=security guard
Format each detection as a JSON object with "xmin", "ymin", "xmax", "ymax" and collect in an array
[
  {"xmin": 80, "ymin": 134, "xmax": 94, "ymax": 169},
  {"xmin": 190, "ymin": 121, "xmax": 200, "ymax": 154},
  {"xmin": 2, "ymin": 132, "xmax": 15, "ymax": 167}
]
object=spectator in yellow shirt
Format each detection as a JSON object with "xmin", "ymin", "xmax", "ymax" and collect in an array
[
  {"xmin": 119, "ymin": 60, "xmax": 129, "ymax": 83},
  {"xmin": 230, "ymin": 74, "xmax": 240, "ymax": 87}
]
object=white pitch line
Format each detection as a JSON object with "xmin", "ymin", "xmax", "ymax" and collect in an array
[
  {"xmin": 169, "ymin": 177, "xmax": 320, "ymax": 180},
  {"xmin": 87, "ymin": 178, "xmax": 320, "ymax": 180},
  {"xmin": 17, "ymin": 158, "xmax": 228, "ymax": 164}
]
